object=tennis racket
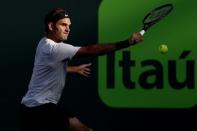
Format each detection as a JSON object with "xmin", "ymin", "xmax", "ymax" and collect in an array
[{"xmin": 140, "ymin": 4, "xmax": 174, "ymax": 36}]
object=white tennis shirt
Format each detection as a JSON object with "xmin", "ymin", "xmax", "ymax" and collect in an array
[{"xmin": 21, "ymin": 37, "xmax": 80, "ymax": 107}]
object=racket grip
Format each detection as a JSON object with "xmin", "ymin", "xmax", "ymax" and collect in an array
[{"xmin": 140, "ymin": 30, "xmax": 145, "ymax": 36}]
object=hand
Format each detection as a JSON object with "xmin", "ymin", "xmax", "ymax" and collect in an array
[
  {"xmin": 129, "ymin": 32, "xmax": 143, "ymax": 45},
  {"xmin": 75, "ymin": 63, "xmax": 92, "ymax": 77}
]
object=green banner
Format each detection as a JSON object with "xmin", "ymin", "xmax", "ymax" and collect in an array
[{"xmin": 98, "ymin": 0, "xmax": 197, "ymax": 108}]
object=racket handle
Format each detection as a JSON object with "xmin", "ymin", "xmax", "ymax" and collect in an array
[{"xmin": 140, "ymin": 30, "xmax": 145, "ymax": 36}]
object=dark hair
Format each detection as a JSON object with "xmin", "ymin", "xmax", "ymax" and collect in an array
[{"xmin": 44, "ymin": 8, "xmax": 69, "ymax": 33}]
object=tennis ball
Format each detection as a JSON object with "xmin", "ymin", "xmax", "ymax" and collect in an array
[{"xmin": 159, "ymin": 44, "xmax": 168, "ymax": 54}]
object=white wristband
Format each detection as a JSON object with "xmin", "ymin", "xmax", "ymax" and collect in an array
[{"xmin": 140, "ymin": 30, "xmax": 145, "ymax": 36}]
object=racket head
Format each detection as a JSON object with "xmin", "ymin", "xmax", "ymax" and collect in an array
[{"xmin": 143, "ymin": 4, "xmax": 173, "ymax": 31}]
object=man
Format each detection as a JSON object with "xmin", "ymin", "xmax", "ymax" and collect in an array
[{"xmin": 19, "ymin": 8, "xmax": 143, "ymax": 131}]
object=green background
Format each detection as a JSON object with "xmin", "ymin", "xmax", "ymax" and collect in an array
[{"xmin": 99, "ymin": 0, "xmax": 197, "ymax": 108}]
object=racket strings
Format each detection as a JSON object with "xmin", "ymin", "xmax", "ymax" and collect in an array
[{"xmin": 144, "ymin": 6, "xmax": 173, "ymax": 24}]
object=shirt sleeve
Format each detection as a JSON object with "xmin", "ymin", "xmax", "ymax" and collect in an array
[{"xmin": 51, "ymin": 43, "xmax": 80, "ymax": 62}]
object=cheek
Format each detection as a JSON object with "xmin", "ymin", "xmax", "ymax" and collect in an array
[
  {"xmin": 55, "ymin": 28, "xmax": 63, "ymax": 36},
  {"xmin": 59, "ymin": 27, "xmax": 65, "ymax": 33}
]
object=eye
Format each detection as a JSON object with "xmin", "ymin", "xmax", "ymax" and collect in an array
[{"xmin": 60, "ymin": 23, "xmax": 67, "ymax": 27}]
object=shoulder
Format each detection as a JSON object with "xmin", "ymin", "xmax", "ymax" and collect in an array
[
  {"xmin": 37, "ymin": 37, "xmax": 57, "ymax": 54},
  {"xmin": 39, "ymin": 37, "xmax": 57, "ymax": 46}
]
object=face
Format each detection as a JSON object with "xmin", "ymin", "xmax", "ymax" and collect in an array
[{"xmin": 51, "ymin": 17, "xmax": 71, "ymax": 42}]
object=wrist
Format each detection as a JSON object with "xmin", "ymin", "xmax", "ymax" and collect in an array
[
  {"xmin": 116, "ymin": 39, "xmax": 130, "ymax": 49},
  {"xmin": 66, "ymin": 66, "xmax": 78, "ymax": 73}
]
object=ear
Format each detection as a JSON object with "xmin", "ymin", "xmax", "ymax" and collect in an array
[{"xmin": 48, "ymin": 22, "xmax": 54, "ymax": 31}]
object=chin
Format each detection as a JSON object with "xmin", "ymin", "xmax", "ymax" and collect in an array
[
  {"xmin": 63, "ymin": 37, "xmax": 68, "ymax": 41},
  {"xmin": 63, "ymin": 36, "xmax": 68, "ymax": 40},
  {"xmin": 60, "ymin": 37, "xmax": 67, "ymax": 41}
]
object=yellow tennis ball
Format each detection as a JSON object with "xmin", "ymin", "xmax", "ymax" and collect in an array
[{"xmin": 159, "ymin": 44, "xmax": 168, "ymax": 54}]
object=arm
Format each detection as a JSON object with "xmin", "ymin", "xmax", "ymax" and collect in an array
[
  {"xmin": 66, "ymin": 63, "xmax": 91, "ymax": 77},
  {"xmin": 74, "ymin": 32, "xmax": 143, "ymax": 58}
]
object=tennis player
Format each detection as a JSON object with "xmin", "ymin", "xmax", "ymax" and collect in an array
[{"xmin": 19, "ymin": 8, "xmax": 143, "ymax": 131}]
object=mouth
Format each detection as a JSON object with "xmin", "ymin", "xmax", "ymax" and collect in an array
[{"xmin": 64, "ymin": 31, "xmax": 69, "ymax": 34}]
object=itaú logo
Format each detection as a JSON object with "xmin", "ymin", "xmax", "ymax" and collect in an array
[
  {"xmin": 98, "ymin": 50, "xmax": 196, "ymax": 108},
  {"xmin": 98, "ymin": 0, "xmax": 197, "ymax": 108}
]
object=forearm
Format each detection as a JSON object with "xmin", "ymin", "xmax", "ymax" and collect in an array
[
  {"xmin": 66, "ymin": 66, "xmax": 77, "ymax": 73},
  {"xmin": 74, "ymin": 39, "xmax": 130, "ymax": 58},
  {"xmin": 66, "ymin": 64, "xmax": 91, "ymax": 77}
]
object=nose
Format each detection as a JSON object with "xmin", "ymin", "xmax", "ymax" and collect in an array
[{"xmin": 66, "ymin": 26, "xmax": 70, "ymax": 33}]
